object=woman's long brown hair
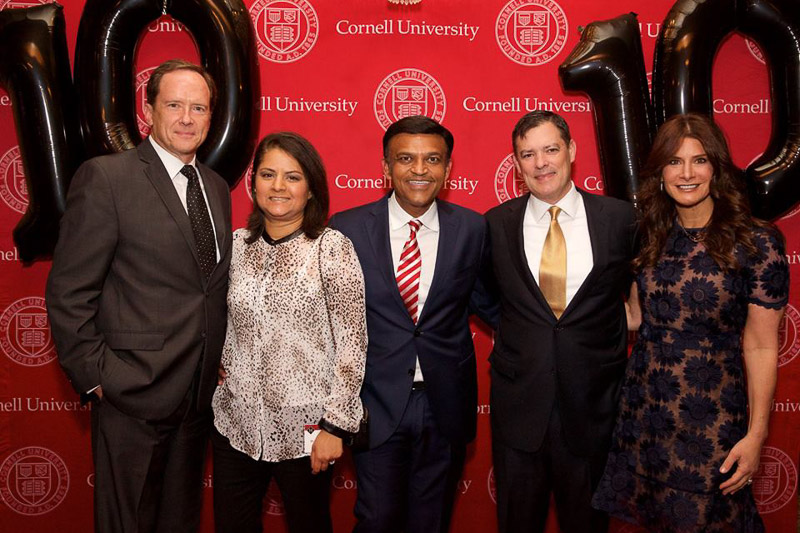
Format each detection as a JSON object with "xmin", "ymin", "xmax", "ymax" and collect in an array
[{"xmin": 633, "ymin": 113, "xmax": 765, "ymax": 271}]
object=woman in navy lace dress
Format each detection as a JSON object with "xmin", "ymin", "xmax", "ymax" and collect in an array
[{"xmin": 592, "ymin": 114, "xmax": 788, "ymax": 532}]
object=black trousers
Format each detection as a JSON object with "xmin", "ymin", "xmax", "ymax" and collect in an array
[
  {"xmin": 211, "ymin": 429, "xmax": 333, "ymax": 533},
  {"xmin": 91, "ymin": 391, "xmax": 211, "ymax": 533},
  {"xmin": 492, "ymin": 406, "xmax": 610, "ymax": 533}
]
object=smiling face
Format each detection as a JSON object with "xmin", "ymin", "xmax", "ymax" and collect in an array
[
  {"xmin": 253, "ymin": 148, "xmax": 311, "ymax": 228},
  {"xmin": 513, "ymin": 121, "xmax": 576, "ymax": 205},
  {"xmin": 384, "ymin": 133, "xmax": 452, "ymax": 217},
  {"xmin": 143, "ymin": 69, "xmax": 212, "ymax": 164},
  {"xmin": 662, "ymin": 136, "xmax": 714, "ymax": 222}
]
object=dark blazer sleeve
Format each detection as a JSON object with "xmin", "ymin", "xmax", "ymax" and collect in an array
[
  {"xmin": 46, "ymin": 157, "xmax": 120, "ymax": 396},
  {"xmin": 469, "ymin": 217, "xmax": 499, "ymax": 329}
]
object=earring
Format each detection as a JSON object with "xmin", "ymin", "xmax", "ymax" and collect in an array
[{"xmin": 660, "ymin": 179, "xmax": 664, "ymax": 192}]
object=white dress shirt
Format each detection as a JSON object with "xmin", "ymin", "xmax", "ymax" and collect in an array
[
  {"xmin": 523, "ymin": 183, "xmax": 593, "ymax": 308},
  {"xmin": 388, "ymin": 193, "xmax": 439, "ymax": 382},
  {"xmin": 149, "ymin": 136, "xmax": 220, "ymax": 261}
]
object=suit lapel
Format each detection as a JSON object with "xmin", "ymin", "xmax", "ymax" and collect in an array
[
  {"xmin": 417, "ymin": 200, "xmax": 458, "ymax": 323},
  {"xmin": 365, "ymin": 197, "xmax": 410, "ymax": 317},
  {"xmin": 138, "ymin": 141, "xmax": 202, "ymax": 272},
  {"xmin": 504, "ymin": 195, "xmax": 552, "ymax": 314},
  {"xmin": 561, "ymin": 190, "xmax": 608, "ymax": 318}
]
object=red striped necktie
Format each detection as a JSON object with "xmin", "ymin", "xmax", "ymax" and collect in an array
[{"xmin": 397, "ymin": 219, "xmax": 422, "ymax": 323}]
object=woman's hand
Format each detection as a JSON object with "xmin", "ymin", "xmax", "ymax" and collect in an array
[
  {"xmin": 625, "ymin": 281, "xmax": 641, "ymax": 331},
  {"xmin": 217, "ymin": 364, "xmax": 227, "ymax": 386},
  {"xmin": 310, "ymin": 430, "xmax": 343, "ymax": 474},
  {"xmin": 719, "ymin": 433, "xmax": 764, "ymax": 495}
]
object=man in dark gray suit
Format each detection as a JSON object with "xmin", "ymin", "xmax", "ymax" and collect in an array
[{"xmin": 46, "ymin": 59, "xmax": 232, "ymax": 533}]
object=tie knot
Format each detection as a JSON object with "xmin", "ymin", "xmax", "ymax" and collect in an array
[
  {"xmin": 181, "ymin": 165, "xmax": 198, "ymax": 181},
  {"xmin": 548, "ymin": 206, "xmax": 561, "ymax": 221},
  {"xmin": 408, "ymin": 219, "xmax": 421, "ymax": 233}
]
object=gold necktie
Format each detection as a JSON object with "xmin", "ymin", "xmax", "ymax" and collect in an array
[{"xmin": 540, "ymin": 206, "xmax": 566, "ymax": 318}]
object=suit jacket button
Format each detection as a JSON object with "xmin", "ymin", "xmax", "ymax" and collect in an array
[
  {"xmin": 414, "ymin": 328, "xmax": 421, "ymax": 337},
  {"xmin": 201, "ymin": 332, "xmax": 207, "ymax": 338},
  {"xmin": 408, "ymin": 369, "xmax": 414, "ymax": 376}
]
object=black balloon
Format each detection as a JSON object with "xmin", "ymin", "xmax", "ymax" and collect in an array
[
  {"xmin": 559, "ymin": 13, "xmax": 655, "ymax": 205},
  {"xmin": 0, "ymin": 3, "xmax": 83, "ymax": 264},
  {"xmin": 738, "ymin": 0, "xmax": 800, "ymax": 220},
  {"xmin": 74, "ymin": 0, "xmax": 260, "ymax": 187},
  {"xmin": 652, "ymin": 0, "xmax": 736, "ymax": 123},
  {"xmin": 74, "ymin": 0, "xmax": 163, "ymax": 155},
  {"xmin": 652, "ymin": 0, "xmax": 800, "ymax": 219},
  {"xmin": 170, "ymin": 0, "xmax": 260, "ymax": 187}
]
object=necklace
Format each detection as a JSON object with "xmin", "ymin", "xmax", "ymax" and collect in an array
[{"xmin": 676, "ymin": 218, "xmax": 710, "ymax": 243}]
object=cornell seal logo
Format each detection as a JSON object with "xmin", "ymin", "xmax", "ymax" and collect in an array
[
  {"xmin": 0, "ymin": 145, "xmax": 27, "ymax": 214},
  {"xmin": 487, "ymin": 467, "xmax": 496, "ymax": 503},
  {"xmin": 746, "ymin": 38, "xmax": 765, "ymax": 65},
  {"xmin": 135, "ymin": 67, "xmax": 157, "ymax": 137},
  {"xmin": 495, "ymin": 0, "xmax": 568, "ymax": 66},
  {"xmin": 777, "ymin": 304, "xmax": 800, "ymax": 368},
  {"xmin": 243, "ymin": 159, "xmax": 255, "ymax": 201},
  {"xmin": 374, "ymin": 68, "xmax": 446, "ymax": 130},
  {"xmin": 494, "ymin": 153, "xmax": 528, "ymax": 204},
  {"xmin": 0, "ymin": 297, "xmax": 56, "ymax": 367},
  {"xmin": 0, "ymin": 0, "xmax": 47, "ymax": 9},
  {"xmin": 0, "ymin": 447, "xmax": 69, "ymax": 516},
  {"xmin": 753, "ymin": 446, "xmax": 797, "ymax": 514},
  {"xmin": 250, "ymin": 0, "xmax": 318, "ymax": 63}
]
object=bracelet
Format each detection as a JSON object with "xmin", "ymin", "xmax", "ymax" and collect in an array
[{"xmin": 318, "ymin": 418, "xmax": 353, "ymax": 442}]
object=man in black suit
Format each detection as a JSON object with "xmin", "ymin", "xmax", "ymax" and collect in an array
[
  {"xmin": 329, "ymin": 116, "xmax": 495, "ymax": 533},
  {"xmin": 486, "ymin": 111, "xmax": 636, "ymax": 533},
  {"xmin": 46, "ymin": 60, "xmax": 232, "ymax": 533}
]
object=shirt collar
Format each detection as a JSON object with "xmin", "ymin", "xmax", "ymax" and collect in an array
[
  {"xmin": 149, "ymin": 136, "xmax": 197, "ymax": 180},
  {"xmin": 528, "ymin": 182, "xmax": 580, "ymax": 222},
  {"xmin": 388, "ymin": 192, "xmax": 440, "ymax": 232}
]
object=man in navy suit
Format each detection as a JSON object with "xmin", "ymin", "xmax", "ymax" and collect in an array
[{"xmin": 329, "ymin": 116, "xmax": 495, "ymax": 533}]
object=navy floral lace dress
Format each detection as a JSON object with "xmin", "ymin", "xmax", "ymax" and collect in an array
[{"xmin": 592, "ymin": 224, "xmax": 789, "ymax": 532}]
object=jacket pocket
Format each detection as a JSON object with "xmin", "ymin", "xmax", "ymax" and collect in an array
[
  {"xmin": 104, "ymin": 332, "xmax": 165, "ymax": 351},
  {"xmin": 488, "ymin": 349, "xmax": 517, "ymax": 380}
]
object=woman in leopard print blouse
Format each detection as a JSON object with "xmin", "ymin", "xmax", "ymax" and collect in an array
[{"xmin": 212, "ymin": 132, "xmax": 367, "ymax": 533}]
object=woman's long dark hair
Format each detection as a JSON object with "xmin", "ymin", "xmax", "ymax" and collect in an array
[
  {"xmin": 634, "ymin": 113, "xmax": 765, "ymax": 271},
  {"xmin": 245, "ymin": 132, "xmax": 329, "ymax": 244}
]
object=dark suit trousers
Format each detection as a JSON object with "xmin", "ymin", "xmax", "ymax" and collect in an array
[
  {"xmin": 211, "ymin": 429, "xmax": 333, "ymax": 533},
  {"xmin": 353, "ymin": 389, "xmax": 465, "ymax": 533},
  {"xmin": 91, "ymin": 390, "xmax": 211, "ymax": 533},
  {"xmin": 493, "ymin": 405, "xmax": 609, "ymax": 533}
]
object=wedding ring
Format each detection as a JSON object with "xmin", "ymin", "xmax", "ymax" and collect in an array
[{"xmin": 746, "ymin": 479, "xmax": 753, "ymax": 485}]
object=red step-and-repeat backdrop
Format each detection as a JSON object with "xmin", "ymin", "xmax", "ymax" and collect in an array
[{"xmin": 0, "ymin": 0, "xmax": 797, "ymax": 532}]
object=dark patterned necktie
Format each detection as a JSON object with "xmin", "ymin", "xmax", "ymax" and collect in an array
[{"xmin": 181, "ymin": 165, "xmax": 217, "ymax": 279}]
